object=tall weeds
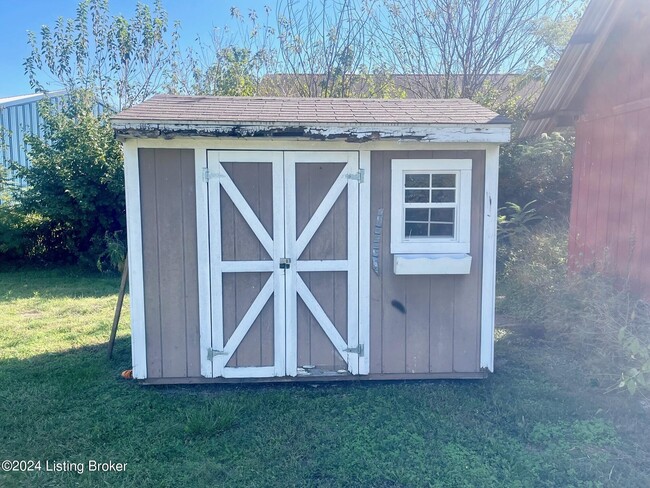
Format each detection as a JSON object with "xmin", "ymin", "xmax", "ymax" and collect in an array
[{"xmin": 497, "ymin": 224, "xmax": 650, "ymax": 396}]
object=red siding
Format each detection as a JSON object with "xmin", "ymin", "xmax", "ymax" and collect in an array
[
  {"xmin": 569, "ymin": 3, "xmax": 650, "ymax": 300},
  {"xmin": 570, "ymin": 108, "xmax": 650, "ymax": 300}
]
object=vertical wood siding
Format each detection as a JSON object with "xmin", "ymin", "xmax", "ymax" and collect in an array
[
  {"xmin": 369, "ymin": 150, "xmax": 485, "ymax": 374},
  {"xmin": 139, "ymin": 148, "xmax": 200, "ymax": 378},
  {"xmin": 569, "ymin": 4, "xmax": 650, "ymax": 299}
]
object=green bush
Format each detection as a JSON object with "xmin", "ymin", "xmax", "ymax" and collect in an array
[
  {"xmin": 499, "ymin": 131, "xmax": 574, "ymax": 220},
  {"xmin": 12, "ymin": 91, "xmax": 125, "ymax": 267},
  {"xmin": 498, "ymin": 224, "xmax": 650, "ymax": 395}
]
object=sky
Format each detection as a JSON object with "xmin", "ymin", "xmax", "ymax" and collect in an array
[{"xmin": 0, "ymin": 0, "xmax": 271, "ymax": 96}]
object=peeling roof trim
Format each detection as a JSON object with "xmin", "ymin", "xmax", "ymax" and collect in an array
[{"xmin": 112, "ymin": 121, "xmax": 511, "ymax": 144}]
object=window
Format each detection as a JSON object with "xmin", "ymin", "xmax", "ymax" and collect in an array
[{"xmin": 391, "ymin": 159, "xmax": 472, "ymax": 254}]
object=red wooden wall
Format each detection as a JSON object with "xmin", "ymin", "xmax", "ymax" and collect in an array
[{"xmin": 569, "ymin": 2, "xmax": 650, "ymax": 299}]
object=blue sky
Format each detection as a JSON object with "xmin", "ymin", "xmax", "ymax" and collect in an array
[{"xmin": 0, "ymin": 0, "xmax": 271, "ymax": 96}]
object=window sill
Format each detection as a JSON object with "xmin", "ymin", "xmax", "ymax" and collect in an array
[{"xmin": 393, "ymin": 253, "xmax": 472, "ymax": 275}]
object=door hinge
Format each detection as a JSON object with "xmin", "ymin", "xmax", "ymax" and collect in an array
[
  {"xmin": 207, "ymin": 348, "xmax": 228, "ymax": 361},
  {"xmin": 345, "ymin": 168, "xmax": 365, "ymax": 183},
  {"xmin": 344, "ymin": 344, "xmax": 364, "ymax": 356},
  {"xmin": 202, "ymin": 168, "xmax": 219, "ymax": 182}
]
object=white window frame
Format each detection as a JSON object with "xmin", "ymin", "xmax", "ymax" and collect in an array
[{"xmin": 391, "ymin": 159, "xmax": 472, "ymax": 254}]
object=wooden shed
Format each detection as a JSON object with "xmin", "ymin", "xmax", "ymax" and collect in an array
[
  {"xmin": 111, "ymin": 95, "xmax": 510, "ymax": 384},
  {"xmin": 521, "ymin": 0, "xmax": 650, "ymax": 300}
]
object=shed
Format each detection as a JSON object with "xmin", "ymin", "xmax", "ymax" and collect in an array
[
  {"xmin": 521, "ymin": 0, "xmax": 650, "ymax": 300},
  {"xmin": 112, "ymin": 95, "xmax": 511, "ymax": 384}
]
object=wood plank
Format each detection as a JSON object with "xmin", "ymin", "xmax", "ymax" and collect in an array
[
  {"xmin": 379, "ymin": 151, "xmax": 408, "ymax": 374},
  {"xmin": 156, "ymin": 149, "xmax": 188, "ymax": 378},
  {"xmin": 346, "ymin": 153, "xmax": 360, "ymax": 375},
  {"xmin": 369, "ymin": 151, "xmax": 384, "ymax": 374},
  {"xmin": 453, "ymin": 151, "xmax": 484, "ymax": 373},
  {"xmin": 634, "ymin": 110, "xmax": 650, "ymax": 300},
  {"xmin": 195, "ymin": 148, "xmax": 212, "ymax": 378},
  {"xmin": 139, "ymin": 149, "xmax": 162, "ymax": 378},
  {"xmin": 429, "ymin": 277, "xmax": 455, "ymax": 372},
  {"xmin": 123, "ymin": 141, "xmax": 146, "ymax": 379},
  {"xmin": 257, "ymin": 162, "xmax": 275, "ymax": 367},
  {"xmin": 480, "ymin": 145, "xmax": 499, "ymax": 370},
  {"xmin": 405, "ymin": 275, "xmax": 430, "ymax": 373},
  {"xmin": 142, "ymin": 371, "xmax": 487, "ymax": 385},
  {"xmin": 180, "ymin": 150, "xmax": 201, "ymax": 378},
  {"xmin": 358, "ymin": 150, "xmax": 372, "ymax": 375}
]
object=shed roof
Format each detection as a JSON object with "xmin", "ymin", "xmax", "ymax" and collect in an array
[
  {"xmin": 112, "ymin": 94, "xmax": 511, "ymax": 143},
  {"xmin": 113, "ymin": 94, "xmax": 510, "ymax": 126},
  {"xmin": 520, "ymin": 0, "xmax": 625, "ymax": 138}
]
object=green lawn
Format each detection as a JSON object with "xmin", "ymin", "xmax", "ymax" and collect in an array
[{"xmin": 0, "ymin": 268, "xmax": 648, "ymax": 487}]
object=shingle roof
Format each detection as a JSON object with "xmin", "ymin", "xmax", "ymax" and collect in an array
[{"xmin": 112, "ymin": 94, "xmax": 510, "ymax": 126}]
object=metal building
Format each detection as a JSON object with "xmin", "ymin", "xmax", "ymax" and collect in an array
[{"xmin": 0, "ymin": 91, "xmax": 66, "ymax": 185}]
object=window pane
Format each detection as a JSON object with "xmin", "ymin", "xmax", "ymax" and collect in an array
[
  {"xmin": 429, "ymin": 223, "xmax": 454, "ymax": 237},
  {"xmin": 431, "ymin": 174, "xmax": 456, "ymax": 188},
  {"xmin": 405, "ymin": 222, "xmax": 428, "ymax": 237},
  {"xmin": 405, "ymin": 208, "xmax": 429, "ymax": 221},
  {"xmin": 430, "ymin": 189, "xmax": 455, "ymax": 203},
  {"xmin": 405, "ymin": 174, "xmax": 429, "ymax": 188},
  {"xmin": 405, "ymin": 189, "xmax": 429, "ymax": 203},
  {"xmin": 429, "ymin": 208, "xmax": 455, "ymax": 223}
]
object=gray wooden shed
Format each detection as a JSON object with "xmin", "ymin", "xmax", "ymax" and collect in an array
[{"xmin": 111, "ymin": 95, "xmax": 510, "ymax": 384}]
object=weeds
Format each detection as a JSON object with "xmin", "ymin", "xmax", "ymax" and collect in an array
[{"xmin": 497, "ymin": 224, "xmax": 650, "ymax": 396}]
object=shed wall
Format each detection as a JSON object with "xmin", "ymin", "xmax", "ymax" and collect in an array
[
  {"xmin": 369, "ymin": 150, "xmax": 485, "ymax": 374},
  {"xmin": 137, "ymin": 147, "xmax": 486, "ymax": 381},
  {"xmin": 569, "ymin": 3, "xmax": 650, "ymax": 300},
  {"xmin": 139, "ymin": 148, "xmax": 201, "ymax": 379}
]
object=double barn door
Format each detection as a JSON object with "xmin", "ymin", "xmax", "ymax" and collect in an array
[{"xmin": 204, "ymin": 150, "xmax": 364, "ymax": 378}]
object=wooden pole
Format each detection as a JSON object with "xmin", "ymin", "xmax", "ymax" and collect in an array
[{"xmin": 108, "ymin": 254, "xmax": 129, "ymax": 359}]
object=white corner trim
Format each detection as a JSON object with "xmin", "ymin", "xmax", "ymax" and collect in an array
[
  {"xmin": 122, "ymin": 140, "xmax": 147, "ymax": 379},
  {"xmin": 480, "ymin": 145, "xmax": 500, "ymax": 372},
  {"xmin": 195, "ymin": 148, "xmax": 212, "ymax": 378},
  {"xmin": 358, "ymin": 150, "xmax": 371, "ymax": 375},
  {"xmin": 393, "ymin": 253, "xmax": 472, "ymax": 275}
]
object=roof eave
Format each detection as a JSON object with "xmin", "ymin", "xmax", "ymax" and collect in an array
[
  {"xmin": 111, "ymin": 120, "xmax": 511, "ymax": 144},
  {"xmin": 520, "ymin": 0, "xmax": 624, "ymax": 138}
]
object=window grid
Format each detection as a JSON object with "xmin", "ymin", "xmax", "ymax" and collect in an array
[{"xmin": 403, "ymin": 171, "xmax": 458, "ymax": 240}]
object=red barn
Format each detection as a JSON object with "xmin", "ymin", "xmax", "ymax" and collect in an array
[{"xmin": 522, "ymin": 0, "xmax": 650, "ymax": 300}]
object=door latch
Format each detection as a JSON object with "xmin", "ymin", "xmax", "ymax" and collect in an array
[{"xmin": 279, "ymin": 258, "xmax": 291, "ymax": 269}]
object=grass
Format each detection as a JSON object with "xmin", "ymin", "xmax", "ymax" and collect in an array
[{"xmin": 0, "ymin": 267, "xmax": 649, "ymax": 487}]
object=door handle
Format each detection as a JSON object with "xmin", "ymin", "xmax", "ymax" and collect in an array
[{"xmin": 279, "ymin": 258, "xmax": 291, "ymax": 269}]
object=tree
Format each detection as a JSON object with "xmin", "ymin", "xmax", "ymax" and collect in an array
[
  {"xmin": 24, "ymin": 0, "xmax": 178, "ymax": 111},
  {"xmin": 14, "ymin": 91, "xmax": 125, "ymax": 265},
  {"xmin": 275, "ymin": 0, "xmax": 386, "ymax": 97},
  {"xmin": 375, "ymin": 0, "xmax": 585, "ymax": 100}
]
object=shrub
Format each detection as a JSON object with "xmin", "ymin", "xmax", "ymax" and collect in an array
[
  {"xmin": 499, "ymin": 131, "xmax": 574, "ymax": 220},
  {"xmin": 13, "ymin": 91, "xmax": 125, "ymax": 267},
  {"xmin": 498, "ymin": 224, "xmax": 650, "ymax": 395}
]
